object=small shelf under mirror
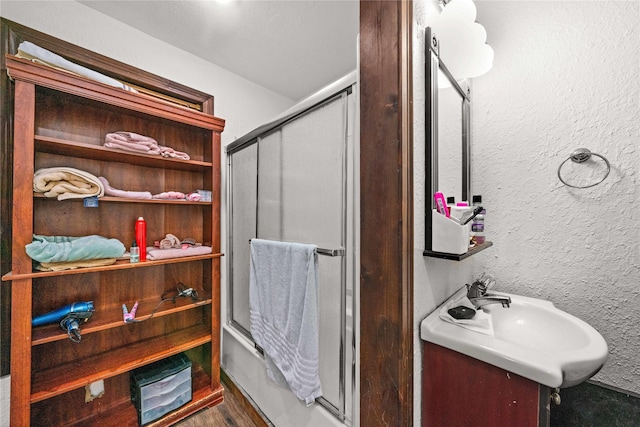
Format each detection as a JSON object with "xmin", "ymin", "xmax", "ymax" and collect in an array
[{"xmin": 423, "ymin": 241, "xmax": 493, "ymax": 261}]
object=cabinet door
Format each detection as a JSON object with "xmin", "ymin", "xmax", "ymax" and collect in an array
[{"xmin": 423, "ymin": 343, "xmax": 549, "ymax": 427}]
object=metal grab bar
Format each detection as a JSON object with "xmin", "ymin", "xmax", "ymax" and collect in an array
[{"xmin": 248, "ymin": 239, "xmax": 344, "ymax": 257}]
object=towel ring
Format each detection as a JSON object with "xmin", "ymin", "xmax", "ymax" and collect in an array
[{"xmin": 557, "ymin": 148, "xmax": 610, "ymax": 189}]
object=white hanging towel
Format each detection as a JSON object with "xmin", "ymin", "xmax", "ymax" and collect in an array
[{"xmin": 249, "ymin": 239, "xmax": 323, "ymax": 405}]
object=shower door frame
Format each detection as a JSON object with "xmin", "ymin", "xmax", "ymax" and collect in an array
[{"xmin": 226, "ymin": 85, "xmax": 356, "ymax": 422}]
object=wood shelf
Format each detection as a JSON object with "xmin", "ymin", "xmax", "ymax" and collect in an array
[
  {"xmin": 33, "ymin": 192, "xmax": 213, "ymax": 205},
  {"xmin": 35, "ymin": 135, "xmax": 213, "ymax": 171},
  {"xmin": 6, "ymin": 56, "xmax": 225, "ymax": 131},
  {"xmin": 32, "ymin": 293, "xmax": 213, "ymax": 345},
  {"xmin": 2, "ymin": 253, "xmax": 223, "ymax": 282},
  {"xmin": 31, "ymin": 324, "xmax": 212, "ymax": 403},
  {"xmin": 423, "ymin": 241, "xmax": 493, "ymax": 261},
  {"xmin": 33, "ymin": 193, "xmax": 211, "ymax": 206}
]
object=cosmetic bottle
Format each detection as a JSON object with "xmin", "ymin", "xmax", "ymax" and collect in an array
[
  {"xmin": 135, "ymin": 217, "xmax": 147, "ymax": 261},
  {"xmin": 130, "ymin": 241, "xmax": 140, "ymax": 263},
  {"xmin": 471, "ymin": 195, "xmax": 485, "ymax": 244}
]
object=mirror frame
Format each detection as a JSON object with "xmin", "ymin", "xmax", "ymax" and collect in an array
[{"xmin": 424, "ymin": 27, "xmax": 472, "ymax": 256}]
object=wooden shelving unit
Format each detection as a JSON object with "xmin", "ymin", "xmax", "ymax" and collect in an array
[{"xmin": 3, "ymin": 54, "xmax": 225, "ymax": 426}]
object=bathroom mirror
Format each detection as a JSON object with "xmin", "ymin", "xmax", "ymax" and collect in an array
[{"xmin": 424, "ymin": 27, "xmax": 473, "ymax": 258}]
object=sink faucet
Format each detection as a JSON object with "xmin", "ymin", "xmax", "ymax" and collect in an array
[{"xmin": 466, "ymin": 277, "xmax": 511, "ymax": 309}]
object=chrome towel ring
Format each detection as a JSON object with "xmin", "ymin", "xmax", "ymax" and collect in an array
[{"xmin": 557, "ymin": 148, "xmax": 610, "ymax": 189}]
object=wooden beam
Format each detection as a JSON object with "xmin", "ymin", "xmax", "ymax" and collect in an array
[{"xmin": 359, "ymin": 1, "xmax": 414, "ymax": 425}]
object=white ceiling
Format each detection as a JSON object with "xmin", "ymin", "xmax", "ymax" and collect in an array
[{"xmin": 80, "ymin": 0, "xmax": 359, "ymax": 101}]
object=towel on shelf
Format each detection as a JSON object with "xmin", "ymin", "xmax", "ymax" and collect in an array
[
  {"xmin": 159, "ymin": 145, "xmax": 190, "ymax": 160},
  {"xmin": 152, "ymin": 191, "xmax": 186, "ymax": 200},
  {"xmin": 33, "ymin": 167, "xmax": 104, "ymax": 200},
  {"xmin": 26, "ymin": 235, "xmax": 126, "ymax": 263},
  {"xmin": 35, "ymin": 258, "xmax": 117, "ymax": 272},
  {"xmin": 439, "ymin": 294, "xmax": 494, "ymax": 336},
  {"xmin": 98, "ymin": 176, "xmax": 152, "ymax": 200},
  {"xmin": 102, "ymin": 132, "xmax": 191, "ymax": 161},
  {"xmin": 249, "ymin": 238, "xmax": 322, "ymax": 405},
  {"xmin": 159, "ymin": 234, "xmax": 181, "ymax": 249},
  {"xmin": 185, "ymin": 192, "xmax": 202, "ymax": 202},
  {"xmin": 145, "ymin": 245, "xmax": 211, "ymax": 260},
  {"xmin": 104, "ymin": 132, "xmax": 161, "ymax": 155},
  {"xmin": 16, "ymin": 41, "xmax": 137, "ymax": 92}
]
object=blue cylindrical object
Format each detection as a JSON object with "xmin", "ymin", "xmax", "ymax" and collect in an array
[{"xmin": 32, "ymin": 301, "xmax": 94, "ymax": 327}]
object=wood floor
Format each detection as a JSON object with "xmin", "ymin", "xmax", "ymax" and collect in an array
[
  {"xmin": 176, "ymin": 372, "xmax": 269, "ymax": 427},
  {"xmin": 176, "ymin": 388, "xmax": 261, "ymax": 427}
]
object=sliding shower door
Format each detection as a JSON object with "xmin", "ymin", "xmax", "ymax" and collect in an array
[
  {"xmin": 227, "ymin": 90, "xmax": 352, "ymax": 421},
  {"xmin": 229, "ymin": 143, "xmax": 258, "ymax": 333}
]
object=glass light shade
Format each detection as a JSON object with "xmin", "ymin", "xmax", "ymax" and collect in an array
[{"xmin": 431, "ymin": 0, "xmax": 494, "ymax": 81}]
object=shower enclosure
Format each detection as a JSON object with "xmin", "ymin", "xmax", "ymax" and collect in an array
[{"xmin": 224, "ymin": 73, "xmax": 358, "ymax": 426}]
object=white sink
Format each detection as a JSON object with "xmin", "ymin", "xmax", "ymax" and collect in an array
[{"xmin": 420, "ymin": 287, "xmax": 609, "ymax": 388}]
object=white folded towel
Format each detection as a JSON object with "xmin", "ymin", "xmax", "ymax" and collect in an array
[
  {"xmin": 439, "ymin": 294, "xmax": 494, "ymax": 336},
  {"xmin": 249, "ymin": 239, "xmax": 322, "ymax": 405},
  {"xmin": 33, "ymin": 167, "xmax": 104, "ymax": 200},
  {"xmin": 16, "ymin": 41, "xmax": 137, "ymax": 92}
]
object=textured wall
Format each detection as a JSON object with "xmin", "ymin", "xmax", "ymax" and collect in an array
[
  {"xmin": 472, "ymin": 1, "xmax": 640, "ymax": 394},
  {"xmin": 412, "ymin": 2, "xmax": 478, "ymax": 425}
]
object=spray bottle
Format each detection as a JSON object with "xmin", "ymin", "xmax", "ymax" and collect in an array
[{"xmin": 135, "ymin": 217, "xmax": 147, "ymax": 261}]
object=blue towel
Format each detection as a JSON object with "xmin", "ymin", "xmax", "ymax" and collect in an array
[
  {"xmin": 249, "ymin": 239, "xmax": 322, "ymax": 405},
  {"xmin": 25, "ymin": 234, "xmax": 126, "ymax": 263}
]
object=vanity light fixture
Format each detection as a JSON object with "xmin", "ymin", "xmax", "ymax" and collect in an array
[{"xmin": 432, "ymin": 0, "xmax": 494, "ymax": 81}]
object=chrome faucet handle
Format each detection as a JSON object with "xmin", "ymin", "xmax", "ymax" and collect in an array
[
  {"xmin": 466, "ymin": 280, "xmax": 487, "ymax": 299},
  {"xmin": 476, "ymin": 272, "xmax": 496, "ymax": 290}
]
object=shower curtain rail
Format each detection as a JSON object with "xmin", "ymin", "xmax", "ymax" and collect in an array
[{"xmin": 248, "ymin": 239, "xmax": 345, "ymax": 257}]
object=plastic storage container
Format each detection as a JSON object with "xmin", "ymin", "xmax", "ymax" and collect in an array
[
  {"xmin": 131, "ymin": 353, "xmax": 192, "ymax": 425},
  {"xmin": 432, "ymin": 210, "xmax": 472, "ymax": 254}
]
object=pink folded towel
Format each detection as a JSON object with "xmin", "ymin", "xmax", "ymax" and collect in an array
[
  {"xmin": 98, "ymin": 176, "xmax": 152, "ymax": 200},
  {"xmin": 186, "ymin": 192, "xmax": 202, "ymax": 202},
  {"xmin": 152, "ymin": 191, "xmax": 186, "ymax": 200},
  {"xmin": 159, "ymin": 145, "xmax": 190, "ymax": 161},
  {"xmin": 146, "ymin": 245, "xmax": 212, "ymax": 260},
  {"xmin": 104, "ymin": 131, "xmax": 161, "ymax": 155}
]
